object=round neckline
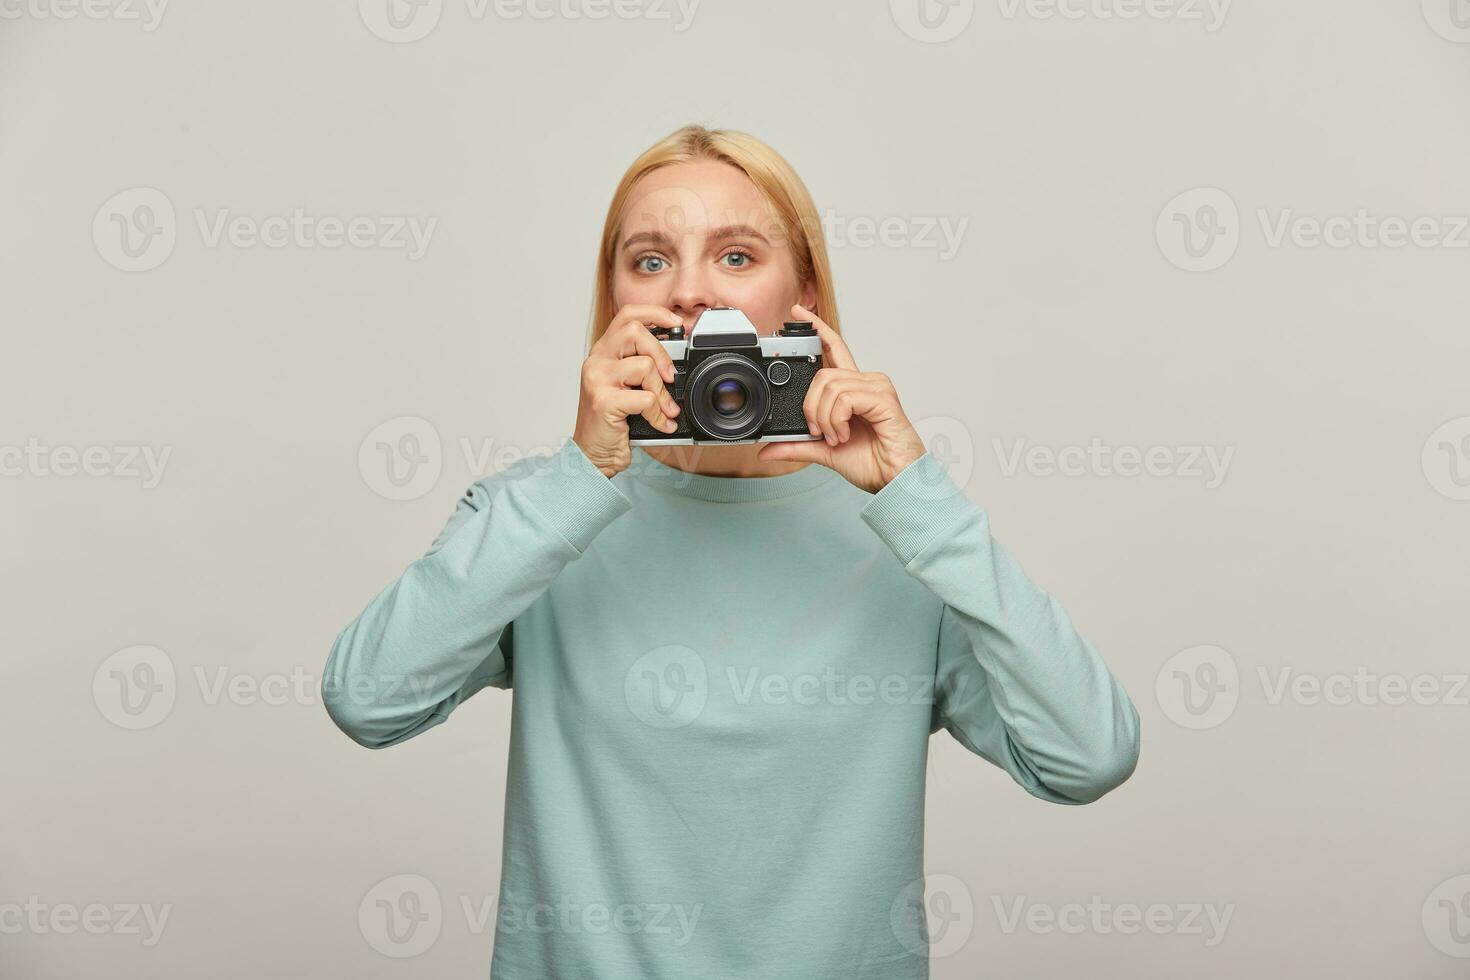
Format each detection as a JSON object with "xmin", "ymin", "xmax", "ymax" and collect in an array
[{"xmin": 626, "ymin": 446, "xmax": 839, "ymax": 502}]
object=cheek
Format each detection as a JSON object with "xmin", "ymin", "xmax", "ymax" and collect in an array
[
  {"xmin": 724, "ymin": 271, "xmax": 797, "ymax": 333},
  {"xmin": 611, "ymin": 269, "xmax": 659, "ymax": 306}
]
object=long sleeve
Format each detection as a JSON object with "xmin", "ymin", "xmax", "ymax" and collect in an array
[
  {"xmin": 858, "ymin": 452, "xmax": 1141, "ymax": 805},
  {"xmin": 321, "ymin": 437, "xmax": 631, "ymax": 749}
]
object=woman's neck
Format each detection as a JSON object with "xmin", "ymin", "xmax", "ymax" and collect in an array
[{"xmin": 641, "ymin": 443, "xmax": 812, "ymax": 479}]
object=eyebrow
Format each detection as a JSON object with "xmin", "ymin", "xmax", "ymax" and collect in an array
[{"xmin": 620, "ymin": 223, "xmax": 772, "ymax": 252}]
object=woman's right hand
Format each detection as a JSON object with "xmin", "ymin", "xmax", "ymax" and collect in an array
[{"xmin": 572, "ymin": 305, "xmax": 685, "ymax": 478}]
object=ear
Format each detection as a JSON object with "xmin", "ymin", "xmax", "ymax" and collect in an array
[{"xmin": 798, "ymin": 280, "xmax": 818, "ymax": 314}]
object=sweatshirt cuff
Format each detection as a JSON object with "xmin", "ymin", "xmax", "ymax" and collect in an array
[
  {"xmin": 859, "ymin": 451, "xmax": 978, "ymax": 566},
  {"xmin": 510, "ymin": 437, "xmax": 632, "ymax": 553}
]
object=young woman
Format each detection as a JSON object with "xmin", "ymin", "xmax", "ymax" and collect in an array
[{"xmin": 323, "ymin": 124, "xmax": 1141, "ymax": 979}]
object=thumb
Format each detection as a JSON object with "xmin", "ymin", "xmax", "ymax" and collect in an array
[{"xmin": 757, "ymin": 439, "xmax": 831, "ymax": 465}]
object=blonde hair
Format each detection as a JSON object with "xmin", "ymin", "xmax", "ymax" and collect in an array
[{"xmin": 585, "ymin": 124, "xmax": 840, "ymax": 353}]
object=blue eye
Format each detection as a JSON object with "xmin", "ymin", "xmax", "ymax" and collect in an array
[
  {"xmin": 722, "ymin": 250, "xmax": 753, "ymax": 269},
  {"xmin": 635, "ymin": 254, "xmax": 667, "ymax": 274}
]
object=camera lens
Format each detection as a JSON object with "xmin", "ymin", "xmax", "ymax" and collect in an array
[
  {"xmin": 712, "ymin": 379, "xmax": 747, "ymax": 416},
  {"xmin": 687, "ymin": 353, "xmax": 770, "ymax": 441}
]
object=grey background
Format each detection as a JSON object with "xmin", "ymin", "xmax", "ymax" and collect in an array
[{"xmin": 4, "ymin": 1, "xmax": 1469, "ymax": 977}]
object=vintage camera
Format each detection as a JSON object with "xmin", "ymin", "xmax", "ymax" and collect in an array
[{"xmin": 627, "ymin": 307, "xmax": 825, "ymax": 446}]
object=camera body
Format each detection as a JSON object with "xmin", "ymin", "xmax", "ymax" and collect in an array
[{"xmin": 627, "ymin": 307, "xmax": 825, "ymax": 446}]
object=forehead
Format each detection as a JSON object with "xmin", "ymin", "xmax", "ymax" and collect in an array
[{"xmin": 620, "ymin": 160, "xmax": 777, "ymax": 236}]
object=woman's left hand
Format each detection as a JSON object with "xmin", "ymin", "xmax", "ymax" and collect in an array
[{"xmin": 756, "ymin": 304, "xmax": 928, "ymax": 494}]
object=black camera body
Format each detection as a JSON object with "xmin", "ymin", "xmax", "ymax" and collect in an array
[{"xmin": 627, "ymin": 307, "xmax": 825, "ymax": 446}]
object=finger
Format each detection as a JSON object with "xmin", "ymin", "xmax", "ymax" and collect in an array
[
  {"xmin": 793, "ymin": 303, "xmax": 857, "ymax": 372},
  {"xmin": 599, "ymin": 388, "xmax": 658, "ymax": 426},
  {"xmin": 618, "ymin": 319, "xmax": 681, "ymax": 384},
  {"xmin": 803, "ymin": 367, "xmax": 860, "ymax": 444},
  {"xmin": 757, "ymin": 437, "xmax": 833, "ymax": 467},
  {"xmin": 599, "ymin": 307, "xmax": 681, "ymax": 376},
  {"xmin": 611, "ymin": 355, "xmax": 676, "ymax": 412},
  {"xmin": 802, "ymin": 368, "xmax": 830, "ymax": 441},
  {"xmin": 802, "ymin": 367, "xmax": 841, "ymax": 440},
  {"xmin": 597, "ymin": 306, "xmax": 675, "ymax": 357},
  {"xmin": 610, "ymin": 304, "xmax": 683, "ymax": 337},
  {"xmin": 837, "ymin": 394, "xmax": 855, "ymax": 442},
  {"xmin": 815, "ymin": 376, "xmax": 862, "ymax": 446},
  {"xmin": 613, "ymin": 357, "xmax": 679, "ymax": 430},
  {"xmin": 827, "ymin": 381, "xmax": 887, "ymax": 443}
]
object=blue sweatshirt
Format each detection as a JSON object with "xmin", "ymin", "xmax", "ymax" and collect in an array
[{"xmin": 322, "ymin": 438, "xmax": 1140, "ymax": 979}]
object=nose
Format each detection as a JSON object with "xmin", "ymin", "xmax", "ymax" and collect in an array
[{"xmin": 667, "ymin": 259, "xmax": 719, "ymax": 326}]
